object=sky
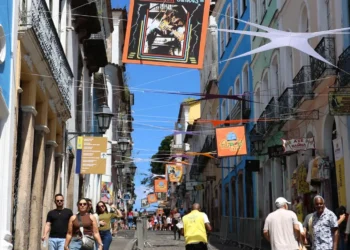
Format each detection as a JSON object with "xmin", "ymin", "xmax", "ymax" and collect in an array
[{"xmin": 111, "ymin": 0, "xmax": 199, "ymax": 210}]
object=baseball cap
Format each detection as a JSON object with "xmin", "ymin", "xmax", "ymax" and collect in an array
[{"xmin": 275, "ymin": 197, "xmax": 291, "ymax": 208}]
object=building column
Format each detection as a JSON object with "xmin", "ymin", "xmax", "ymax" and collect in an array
[
  {"xmin": 66, "ymin": 153, "xmax": 75, "ymax": 210},
  {"xmin": 29, "ymin": 99, "xmax": 49, "ymax": 250},
  {"xmin": 42, "ymin": 143, "xmax": 56, "ymax": 229},
  {"xmin": 14, "ymin": 80, "xmax": 37, "ymax": 250},
  {"xmin": 54, "ymin": 154, "xmax": 63, "ymax": 195}
]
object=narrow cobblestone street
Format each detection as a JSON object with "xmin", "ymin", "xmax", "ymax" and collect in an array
[{"xmin": 110, "ymin": 230, "xmax": 245, "ymax": 250}]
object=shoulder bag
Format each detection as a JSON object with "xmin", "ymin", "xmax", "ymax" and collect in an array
[{"xmin": 77, "ymin": 214, "xmax": 95, "ymax": 250}]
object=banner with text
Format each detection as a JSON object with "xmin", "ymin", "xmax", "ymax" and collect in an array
[
  {"xmin": 76, "ymin": 136, "xmax": 108, "ymax": 174},
  {"xmin": 141, "ymin": 198, "xmax": 150, "ymax": 208},
  {"xmin": 123, "ymin": 0, "xmax": 210, "ymax": 69},
  {"xmin": 215, "ymin": 126, "xmax": 247, "ymax": 157},
  {"xmin": 282, "ymin": 137, "xmax": 315, "ymax": 152},
  {"xmin": 333, "ymin": 138, "xmax": 347, "ymax": 206}
]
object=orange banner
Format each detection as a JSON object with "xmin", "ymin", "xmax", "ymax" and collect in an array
[
  {"xmin": 147, "ymin": 193, "xmax": 158, "ymax": 204},
  {"xmin": 215, "ymin": 126, "xmax": 247, "ymax": 157},
  {"xmin": 166, "ymin": 164, "xmax": 183, "ymax": 182},
  {"xmin": 154, "ymin": 179, "xmax": 168, "ymax": 193}
]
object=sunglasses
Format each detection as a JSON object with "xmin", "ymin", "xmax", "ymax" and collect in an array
[
  {"xmin": 79, "ymin": 203, "xmax": 87, "ymax": 206},
  {"xmin": 56, "ymin": 200, "xmax": 64, "ymax": 202}
]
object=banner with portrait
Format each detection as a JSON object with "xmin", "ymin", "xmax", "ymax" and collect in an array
[
  {"xmin": 166, "ymin": 164, "xmax": 183, "ymax": 182},
  {"xmin": 154, "ymin": 179, "xmax": 168, "ymax": 193},
  {"xmin": 100, "ymin": 182, "xmax": 113, "ymax": 204},
  {"xmin": 123, "ymin": 0, "xmax": 210, "ymax": 69},
  {"xmin": 156, "ymin": 192, "xmax": 167, "ymax": 201},
  {"xmin": 147, "ymin": 193, "xmax": 158, "ymax": 204},
  {"xmin": 141, "ymin": 198, "xmax": 150, "ymax": 208}
]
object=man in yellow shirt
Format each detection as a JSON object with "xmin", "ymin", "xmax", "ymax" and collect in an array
[{"xmin": 181, "ymin": 203, "xmax": 212, "ymax": 250}]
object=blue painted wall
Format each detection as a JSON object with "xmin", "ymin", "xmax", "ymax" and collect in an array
[
  {"xmin": 217, "ymin": 0, "xmax": 256, "ymax": 223},
  {"xmin": 0, "ymin": 0, "xmax": 14, "ymax": 107}
]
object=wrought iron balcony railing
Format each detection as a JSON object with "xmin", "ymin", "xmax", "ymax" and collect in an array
[
  {"xmin": 310, "ymin": 37, "xmax": 336, "ymax": 85},
  {"xmin": 292, "ymin": 66, "xmax": 312, "ymax": 107},
  {"xmin": 19, "ymin": 0, "xmax": 73, "ymax": 111},
  {"xmin": 338, "ymin": 45, "xmax": 350, "ymax": 87},
  {"xmin": 256, "ymin": 111, "xmax": 266, "ymax": 135},
  {"xmin": 242, "ymin": 91, "xmax": 251, "ymax": 119},
  {"xmin": 229, "ymin": 101, "xmax": 242, "ymax": 120},
  {"xmin": 265, "ymin": 97, "xmax": 278, "ymax": 132},
  {"xmin": 278, "ymin": 87, "xmax": 294, "ymax": 120}
]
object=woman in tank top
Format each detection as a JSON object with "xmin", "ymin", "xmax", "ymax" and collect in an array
[
  {"xmin": 96, "ymin": 201, "xmax": 122, "ymax": 250},
  {"xmin": 64, "ymin": 198, "xmax": 103, "ymax": 250}
]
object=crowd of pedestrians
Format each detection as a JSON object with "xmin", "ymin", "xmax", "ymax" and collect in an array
[
  {"xmin": 263, "ymin": 195, "xmax": 350, "ymax": 250},
  {"xmin": 41, "ymin": 193, "xmax": 127, "ymax": 250}
]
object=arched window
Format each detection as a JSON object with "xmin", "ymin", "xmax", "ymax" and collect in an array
[
  {"xmin": 233, "ymin": 0, "xmax": 239, "ymax": 29},
  {"xmin": 255, "ymin": 86, "xmax": 261, "ymax": 119},
  {"xmin": 242, "ymin": 64, "xmax": 249, "ymax": 93},
  {"xmin": 226, "ymin": 4, "xmax": 232, "ymax": 42},
  {"xmin": 300, "ymin": 5, "xmax": 310, "ymax": 65},
  {"xmin": 228, "ymin": 88, "xmax": 233, "ymax": 113},
  {"xmin": 251, "ymin": 0, "xmax": 258, "ymax": 30},
  {"xmin": 262, "ymin": 71, "xmax": 269, "ymax": 105},
  {"xmin": 270, "ymin": 54, "xmax": 279, "ymax": 97},
  {"xmin": 318, "ymin": 0, "xmax": 331, "ymax": 31},
  {"xmin": 234, "ymin": 78, "xmax": 240, "ymax": 104},
  {"xmin": 221, "ymin": 100, "xmax": 227, "ymax": 119},
  {"xmin": 220, "ymin": 20, "xmax": 225, "ymax": 56}
]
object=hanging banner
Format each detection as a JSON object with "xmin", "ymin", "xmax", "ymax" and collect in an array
[
  {"xmin": 156, "ymin": 192, "xmax": 167, "ymax": 201},
  {"xmin": 100, "ymin": 182, "xmax": 113, "ymax": 204},
  {"xmin": 329, "ymin": 92, "xmax": 350, "ymax": 116},
  {"xmin": 147, "ymin": 193, "xmax": 158, "ymax": 204},
  {"xmin": 333, "ymin": 138, "xmax": 347, "ymax": 206},
  {"xmin": 141, "ymin": 198, "xmax": 150, "ymax": 208},
  {"xmin": 166, "ymin": 164, "xmax": 183, "ymax": 182},
  {"xmin": 215, "ymin": 126, "xmax": 247, "ymax": 157},
  {"xmin": 282, "ymin": 137, "xmax": 315, "ymax": 152},
  {"xmin": 76, "ymin": 136, "xmax": 108, "ymax": 174},
  {"xmin": 122, "ymin": 0, "xmax": 210, "ymax": 69},
  {"xmin": 154, "ymin": 179, "xmax": 168, "ymax": 193}
]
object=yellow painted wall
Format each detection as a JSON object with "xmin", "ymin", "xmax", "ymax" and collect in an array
[{"xmin": 188, "ymin": 103, "xmax": 201, "ymax": 125}]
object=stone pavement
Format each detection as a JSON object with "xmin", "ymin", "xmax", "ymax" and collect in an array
[{"xmin": 110, "ymin": 230, "xmax": 136, "ymax": 250}]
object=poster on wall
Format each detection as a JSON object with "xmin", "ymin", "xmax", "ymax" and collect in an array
[
  {"xmin": 333, "ymin": 138, "xmax": 347, "ymax": 206},
  {"xmin": 122, "ymin": 0, "xmax": 210, "ymax": 69},
  {"xmin": 100, "ymin": 182, "xmax": 113, "ymax": 204},
  {"xmin": 154, "ymin": 179, "xmax": 168, "ymax": 193},
  {"xmin": 141, "ymin": 198, "xmax": 150, "ymax": 208},
  {"xmin": 215, "ymin": 126, "xmax": 247, "ymax": 157},
  {"xmin": 147, "ymin": 193, "xmax": 158, "ymax": 204},
  {"xmin": 166, "ymin": 164, "xmax": 183, "ymax": 182}
]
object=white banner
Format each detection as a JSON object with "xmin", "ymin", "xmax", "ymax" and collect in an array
[{"xmin": 282, "ymin": 137, "xmax": 315, "ymax": 152}]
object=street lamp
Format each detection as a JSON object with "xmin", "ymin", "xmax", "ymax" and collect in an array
[
  {"xmin": 94, "ymin": 103, "xmax": 114, "ymax": 133},
  {"xmin": 129, "ymin": 165, "xmax": 137, "ymax": 175},
  {"xmin": 117, "ymin": 138, "xmax": 131, "ymax": 153}
]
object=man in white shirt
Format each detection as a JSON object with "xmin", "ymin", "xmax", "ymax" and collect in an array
[{"xmin": 263, "ymin": 197, "xmax": 300, "ymax": 250}]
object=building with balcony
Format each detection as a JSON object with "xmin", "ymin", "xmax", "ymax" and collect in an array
[
  {"xmin": 0, "ymin": 0, "xmax": 17, "ymax": 248},
  {"xmin": 215, "ymin": 0, "xmax": 255, "ymax": 228},
  {"xmin": 12, "ymin": 0, "xmax": 74, "ymax": 249}
]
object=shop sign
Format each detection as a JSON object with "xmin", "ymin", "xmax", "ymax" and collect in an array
[
  {"xmin": 268, "ymin": 145, "xmax": 285, "ymax": 158},
  {"xmin": 282, "ymin": 137, "xmax": 315, "ymax": 152},
  {"xmin": 329, "ymin": 92, "xmax": 350, "ymax": 115},
  {"xmin": 215, "ymin": 126, "xmax": 247, "ymax": 157},
  {"xmin": 76, "ymin": 136, "xmax": 108, "ymax": 174},
  {"xmin": 141, "ymin": 198, "xmax": 150, "ymax": 208},
  {"xmin": 194, "ymin": 184, "xmax": 205, "ymax": 191},
  {"xmin": 154, "ymin": 179, "xmax": 168, "ymax": 193}
]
